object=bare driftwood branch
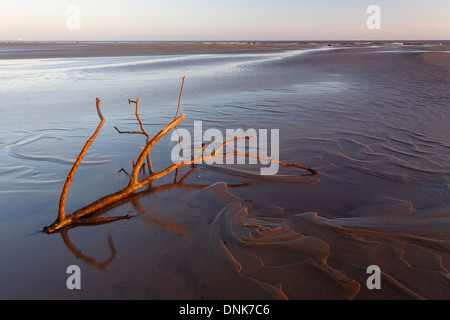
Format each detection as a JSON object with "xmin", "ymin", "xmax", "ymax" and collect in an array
[
  {"xmin": 43, "ymin": 78, "xmax": 318, "ymax": 234},
  {"xmin": 57, "ymin": 98, "xmax": 104, "ymax": 222},
  {"xmin": 174, "ymin": 75, "xmax": 185, "ymax": 151},
  {"xmin": 175, "ymin": 76, "xmax": 185, "ymax": 120}
]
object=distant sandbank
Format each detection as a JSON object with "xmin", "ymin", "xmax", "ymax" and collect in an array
[{"xmin": 0, "ymin": 41, "xmax": 449, "ymax": 60}]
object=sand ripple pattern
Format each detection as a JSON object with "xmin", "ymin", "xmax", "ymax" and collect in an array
[{"xmin": 126, "ymin": 183, "xmax": 449, "ymax": 299}]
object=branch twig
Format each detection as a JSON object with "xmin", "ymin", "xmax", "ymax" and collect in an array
[
  {"xmin": 174, "ymin": 76, "xmax": 185, "ymax": 151},
  {"xmin": 44, "ymin": 98, "xmax": 130, "ymax": 233}
]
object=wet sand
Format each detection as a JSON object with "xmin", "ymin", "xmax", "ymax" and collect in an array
[
  {"xmin": 419, "ymin": 52, "xmax": 450, "ymax": 68},
  {"xmin": 0, "ymin": 41, "xmax": 321, "ymax": 59},
  {"xmin": 0, "ymin": 41, "xmax": 449, "ymax": 300}
]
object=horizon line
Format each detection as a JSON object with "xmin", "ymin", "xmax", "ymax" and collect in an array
[{"xmin": 1, "ymin": 39, "xmax": 449, "ymax": 43}]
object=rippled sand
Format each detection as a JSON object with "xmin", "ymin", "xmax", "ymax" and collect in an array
[{"xmin": 0, "ymin": 42, "xmax": 449, "ymax": 299}]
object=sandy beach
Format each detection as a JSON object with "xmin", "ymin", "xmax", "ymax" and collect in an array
[
  {"xmin": 0, "ymin": 41, "xmax": 324, "ymax": 59},
  {"xmin": 0, "ymin": 41, "xmax": 449, "ymax": 300},
  {"xmin": 2, "ymin": 40, "xmax": 448, "ymax": 59}
]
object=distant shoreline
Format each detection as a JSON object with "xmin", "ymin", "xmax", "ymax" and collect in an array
[{"xmin": 0, "ymin": 40, "xmax": 448, "ymax": 60}]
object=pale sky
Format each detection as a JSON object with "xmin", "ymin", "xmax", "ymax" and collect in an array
[{"xmin": 0, "ymin": 0, "xmax": 449, "ymax": 41}]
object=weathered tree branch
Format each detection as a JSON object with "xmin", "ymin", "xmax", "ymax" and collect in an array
[
  {"xmin": 174, "ymin": 76, "xmax": 185, "ymax": 151},
  {"xmin": 43, "ymin": 78, "xmax": 318, "ymax": 234},
  {"xmin": 175, "ymin": 76, "xmax": 185, "ymax": 120},
  {"xmin": 43, "ymin": 114, "xmax": 186, "ymax": 233}
]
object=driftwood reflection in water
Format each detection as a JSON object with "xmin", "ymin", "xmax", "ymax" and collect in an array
[
  {"xmin": 57, "ymin": 166, "xmax": 251, "ymax": 269},
  {"xmin": 60, "ymin": 229, "xmax": 117, "ymax": 270}
]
